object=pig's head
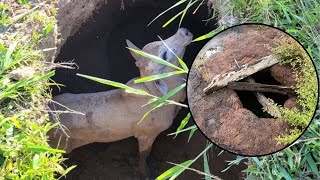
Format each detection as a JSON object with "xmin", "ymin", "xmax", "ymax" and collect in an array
[{"xmin": 126, "ymin": 28, "xmax": 193, "ymax": 96}]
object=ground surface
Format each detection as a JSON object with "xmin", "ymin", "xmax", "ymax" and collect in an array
[
  {"xmin": 187, "ymin": 25, "xmax": 296, "ymax": 156},
  {"xmin": 52, "ymin": 1, "xmax": 245, "ymax": 179},
  {"xmin": 64, "ymin": 111, "xmax": 245, "ymax": 179}
]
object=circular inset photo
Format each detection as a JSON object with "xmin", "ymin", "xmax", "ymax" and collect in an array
[{"xmin": 187, "ymin": 23, "xmax": 318, "ymax": 156}]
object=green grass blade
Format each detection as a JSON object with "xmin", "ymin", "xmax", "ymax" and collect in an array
[
  {"xmin": 251, "ymin": 157, "xmax": 263, "ymax": 167},
  {"xmin": 5, "ymin": 78, "xmax": 28, "ymax": 92},
  {"xmin": 127, "ymin": 48, "xmax": 184, "ymax": 71},
  {"xmin": 149, "ymin": 83, "xmax": 185, "ymax": 110},
  {"xmin": 274, "ymin": 1, "xmax": 292, "ymax": 24},
  {"xmin": 134, "ymin": 71, "xmax": 185, "ymax": 83},
  {"xmin": 139, "ymin": 102, "xmax": 166, "ymax": 124},
  {"xmin": 217, "ymin": 150, "xmax": 224, "ymax": 156},
  {"xmin": 142, "ymin": 97, "xmax": 158, "ymax": 107},
  {"xmin": 158, "ymin": 36, "xmax": 189, "ymax": 72},
  {"xmin": 148, "ymin": 0, "xmax": 187, "ymax": 26},
  {"xmin": 193, "ymin": 0, "xmax": 205, "ymax": 14},
  {"xmin": 187, "ymin": 127, "xmax": 197, "ymax": 142},
  {"xmin": 11, "ymin": 5, "xmax": 39, "ymax": 24},
  {"xmin": 37, "ymin": 70, "xmax": 55, "ymax": 81},
  {"xmin": 163, "ymin": 10, "xmax": 184, "ymax": 28},
  {"xmin": 139, "ymin": 83, "xmax": 186, "ymax": 123},
  {"xmin": 278, "ymin": 166, "xmax": 292, "ymax": 180},
  {"xmin": 27, "ymin": 145, "xmax": 65, "ymax": 153},
  {"xmin": 17, "ymin": 0, "xmax": 29, "ymax": 5},
  {"xmin": 32, "ymin": 154, "xmax": 39, "ymax": 169},
  {"xmin": 168, "ymin": 161, "xmax": 194, "ymax": 180},
  {"xmin": 174, "ymin": 113, "xmax": 191, "ymax": 138},
  {"xmin": 77, "ymin": 73, "xmax": 150, "ymax": 96},
  {"xmin": 163, "ymin": 0, "xmax": 199, "ymax": 28},
  {"xmin": 306, "ymin": 153, "xmax": 319, "ymax": 177},
  {"xmin": 192, "ymin": 27, "xmax": 222, "ymax": 42},
  {"xmin": 43, "ymin": 23, "xmax": 54, "ymax": 37},
  {"xmin": 10, "ymin": 117, "xmax": 21, "ymax": 129},
  {"xmin": 57, "ymin": 165, "xmax": 77, "ymax": 180},
  {"xmin": 167, "ymin": 125, "xmax": 197, "ymax": 136},
  {"xmin": 1, "ymin": 41, "xmax": 18, "ymax": 71},
  {"xmin": 222, "ymin": 156, "xmax": 246, "ymax": 172},
  {"xmin": 169, "ymin": 143, "xmax": 213, "ymax": 179},
  {"xmin": 156, "ymin": 160, "xmax": 193, "ymax": 180},
  {"xmin": 179, "ymin": 0, "xmax": 194, "ymax": 28},
  {"xmin": 203, "ymin": 149, "xmax": 211, "ymax": 180}
]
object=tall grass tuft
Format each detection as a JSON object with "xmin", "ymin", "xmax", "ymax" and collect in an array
[{"xmin": 0, "ymin": 2, "xmax": 75, "ymax": 179}]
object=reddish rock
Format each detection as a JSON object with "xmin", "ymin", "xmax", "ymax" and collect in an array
[
  {"xmin": 284, "ymin": 97, "xmax": 302, "ymax": 110},
  {"xmin": 270, "ymin": 64, "xmax": 296, "ymax": 87}
]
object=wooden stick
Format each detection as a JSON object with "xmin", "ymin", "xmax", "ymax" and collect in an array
[
  {"xmin": 245, "ymin": 77, "xmax": 281, "ymax": 118},
  {"xmin": 227, "ymin": 82, "xmax": 295, "ymax": 95},
  {"xmin": 203, "ymin": 55, "xmax": 279, "ymax": 94}
]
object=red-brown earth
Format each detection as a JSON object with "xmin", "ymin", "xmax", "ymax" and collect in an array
[{"xmin": 187, "ymin": 25, "xmax": 299, "ymax": 156}]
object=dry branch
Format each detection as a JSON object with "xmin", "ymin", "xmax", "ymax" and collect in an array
[
  {"xmin": 227, "ymin": 82, "xmax": 295, "ymax": 95},
  {"xmin": 246, "ymin": 77, "xmax": 281, "ymax": 118},
  {"xmin": 203, "ymin": 55, "xmax": 279, "ymax": 94}
]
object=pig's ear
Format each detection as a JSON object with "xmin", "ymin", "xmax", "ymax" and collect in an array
[
  {"xmin": 154, "ymin": 79, "xmax": 168, "ymax": 95},
  {"xmin": 126, "ymin": 39, "xmax": 143, "ymax": 61}
]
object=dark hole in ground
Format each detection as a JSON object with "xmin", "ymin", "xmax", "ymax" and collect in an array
[
  {"xmin": 236, "ymin": 69, "xmax": 289, "ymax": 118},
  {"xmin": 52, "ymin": 1, "xmax": 245, "ymax": 179},
  {"xmin": 52, "ymin": 0, "xmax": 216, "ymax": 95}
]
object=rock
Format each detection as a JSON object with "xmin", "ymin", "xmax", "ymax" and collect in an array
[
  {"xmin": 9, "ymin": 66, "xmax": 36, "ymax": 80},
  {"xmin": 284, "ymin": 97, "xmax": 302, "ymax": 110},
  {"xmin": 270, "ymin": 64, "xmax": 296, "ymax": 87}
]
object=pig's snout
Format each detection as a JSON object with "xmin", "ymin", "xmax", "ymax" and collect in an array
[
  {"xmin": 181, "ymin": 28, "xmax": 189, "ymax": 36},
  {"xmin": 179, "ymin": 28, "xmax": 193, "ymax": 38}
]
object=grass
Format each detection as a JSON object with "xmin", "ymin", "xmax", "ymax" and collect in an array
[{"xmin": 0, "ymin": 1, "xmax": 74, "ymax": 179}]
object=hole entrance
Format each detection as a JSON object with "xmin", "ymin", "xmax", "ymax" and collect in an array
[
  {"xmin": 52, "ymin": 1, "xmax": 217, "ymax": 95},
  {"xmin": 236, "ymin": 69, "xmax": 289, "ymax": 118},
  {"xmin": 50, "ymin": 1, "xmax": 245, "ymax": 179}
]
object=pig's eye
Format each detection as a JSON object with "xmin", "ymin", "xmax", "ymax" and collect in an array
[{"xmin": 161, "ymin": 51, "xmax": 168, "ymax": 61}]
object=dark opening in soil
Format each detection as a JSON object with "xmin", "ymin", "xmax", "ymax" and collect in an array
[
  {"xmin": 52, "ymin": 1, "xmax": 245, "ymax": 179},
  {"xmin": 236, "ymin": 69, "xmax": 289, "ymax": 118},
  {"xmin": 52, "ymin": 1, "xmax": 217, "ymax": 95}
]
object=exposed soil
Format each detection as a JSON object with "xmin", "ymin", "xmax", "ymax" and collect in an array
[
  {"xmin": 64, "ymin": 110, "xmax": 245, "ymax": 180},
  {"xmin": 52, "ymin": 1, "xmax": 245, "ymax": 179},
  {"xmin": 187, "ymin": 24, "xmax": 298, "ymax": 156},
  {"xmin": 201, "ymin": 25, "xmax": 285, "ymax": 82}
]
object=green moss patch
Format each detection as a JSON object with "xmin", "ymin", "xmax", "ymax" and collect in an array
[{"xmin": 270, "ymin": 37, "xmax": 318, "ymax": 144}]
